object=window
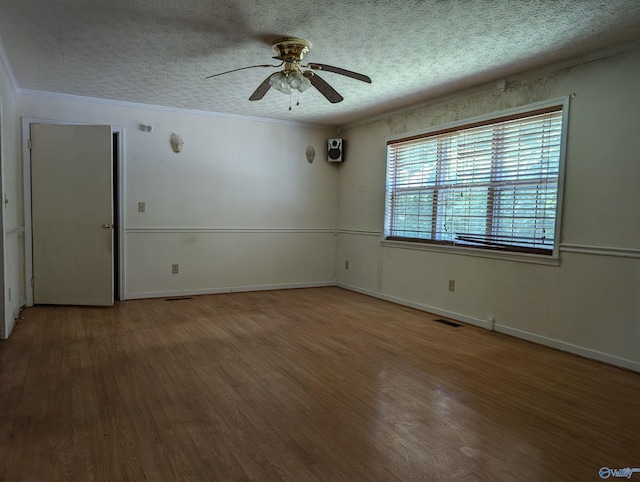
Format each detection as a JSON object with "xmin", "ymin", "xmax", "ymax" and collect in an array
[{"xmin": 384, "ymin": 101, "xmax": 566, "ymax": 257}]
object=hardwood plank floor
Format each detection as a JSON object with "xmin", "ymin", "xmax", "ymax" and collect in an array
[{"xmin": 0, "ymin": 287, "xmax": 638, "ymax": 481}]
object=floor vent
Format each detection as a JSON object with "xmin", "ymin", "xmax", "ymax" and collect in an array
[
  {"xmin": 165, "ymin": 297, "xmax": 193, "ymax": 301},
  {"xmin": 433, "ymin": 318, "xmax": 462, "ymax": 328}
]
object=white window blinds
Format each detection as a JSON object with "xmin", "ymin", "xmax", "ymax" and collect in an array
[{"xmin": 384, "ymin": 106, "xmax": 564, "ymax": 255}]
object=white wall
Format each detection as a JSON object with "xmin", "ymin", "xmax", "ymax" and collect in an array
[
  {"xmin": 0, "ymin": 44, "xmax": 23, "ymax": 339},
  {"xmin": 5, "ymin": 45, "xmax": 639, "ymax": 372},
  {"xmin": 336, "ymin": 49, "xmax": 640, "ymax": 371},
  {"xmin": 16, "ymin": 93, "xmax": 338, "ymax": 299}
]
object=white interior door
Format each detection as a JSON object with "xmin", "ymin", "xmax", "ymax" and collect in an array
[{"xmin": 31, "ymin": 124, "xmax": 114, "ymax": 306}]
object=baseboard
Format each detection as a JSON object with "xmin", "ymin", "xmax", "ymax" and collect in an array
[
  {"xmin": 125, "ymin": 281, "xmax": 336, "ymax": 300},
  {"xmin": 336, "ymin": 282, "xmax": 640, "ymax": 373},
  {"xmin": 336, "ymin": 283, "xmax": 490, "ymax": 329},
  {"xmin": 495, "ymin": 324, "xmax": 640, "ymax": 373}
]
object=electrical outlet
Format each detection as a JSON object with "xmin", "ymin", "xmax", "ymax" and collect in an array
[
  {"xmin": 138, "ymin": 202, "xmax": 146, "ymax": 213},
  {"xmin": 172, "ymin": 264, "xmax": 179, "ymax": 274},
  {"xmin": 344, "ymin": 260, "xmax": 350, "ymax": 270},
  {"xmin": 448, "ymin": 279, "xmax": 455, "ymax": 292}
]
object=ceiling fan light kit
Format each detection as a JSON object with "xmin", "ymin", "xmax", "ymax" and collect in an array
[
  {"xmin": 269, "ymin": 70, "xmax": 311, "ymax": 95},
  {"xmin": 206, "ymin": 37, "xmax": 371, "ymax": 107}
]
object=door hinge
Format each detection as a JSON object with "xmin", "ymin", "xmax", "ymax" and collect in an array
[{"xmin": 28, "ymin": 139, "xmax": 32, "ymax": 150}]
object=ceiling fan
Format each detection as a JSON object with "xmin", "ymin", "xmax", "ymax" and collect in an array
[{"xmin": 206, "ymin": 38, "xmax": 371, "ymax": 106}]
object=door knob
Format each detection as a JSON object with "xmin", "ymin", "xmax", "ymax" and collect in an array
[{"xmin": 102, "ymin": 224, "xmax": 112, "ymax": 230}]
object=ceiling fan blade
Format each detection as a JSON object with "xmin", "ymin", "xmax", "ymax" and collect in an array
[
  {"xmin": 205, "ymin": 64, "xmax": 277, "ymax": 79},
  {"xmin": 249, "ymin": 74, "xmax": 273, "ymax": 101},
  {"xmin": 309, "ymin": 74, "xmax": 344, "ymax": 103},
  {"xmin": 308, "ymin": 63, "xmax": 372, "ymax": 83}
]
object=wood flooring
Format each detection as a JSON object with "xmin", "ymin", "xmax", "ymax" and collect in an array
[{"xmin": 0, "ymin": 287, "xmax": 638, "ymax": 481}]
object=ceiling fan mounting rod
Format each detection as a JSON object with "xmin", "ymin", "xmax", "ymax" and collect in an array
[{"xmin": 283, "ymin": 62, "xmax": 302, "ymax": 74}]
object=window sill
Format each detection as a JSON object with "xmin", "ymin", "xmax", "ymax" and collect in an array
[{"xmin": 381, "ymin": 239, "xmax": 560, "ymax": 266}]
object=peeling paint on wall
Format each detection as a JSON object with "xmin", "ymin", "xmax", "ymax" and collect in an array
[{"xmin": 337, "ymin": 48, "xmax": 640, "ymax": 368}]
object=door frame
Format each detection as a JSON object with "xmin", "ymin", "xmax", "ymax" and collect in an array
[
  {"xmin": 0, "ymin": 97, "xmax": 5, "ymax": 339},
  {"xmin": 22, "ymin": 117, "xmax": 126, "ymax": 305}
]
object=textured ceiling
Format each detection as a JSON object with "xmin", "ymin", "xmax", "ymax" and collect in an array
[{"xmin": 1, "ymin": 0, "xmax": 640, "ymax": 126}]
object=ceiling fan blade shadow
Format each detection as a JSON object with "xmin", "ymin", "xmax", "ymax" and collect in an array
[
  {"xmin": 309, "ymin": 74, "xmax": 344, "ymax": 103},
  {"xmin": 206, "ymin": 64, "xmax": 279, "ymax": 79},
  {"xmin": 116, "ymin": 3, "xmax": 286, "ymax": 60},
  {"xmin": 308, "ymin": 63, "xmax": 372, "ymax": 83},
  {"xmin": 249, "ymin": 74, "xmax": 273, "ymax": 101}
]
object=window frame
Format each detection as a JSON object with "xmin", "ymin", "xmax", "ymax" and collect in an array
[{"xmin": 382, "ymin": 97, "xmax": 570, "ymax": 265}]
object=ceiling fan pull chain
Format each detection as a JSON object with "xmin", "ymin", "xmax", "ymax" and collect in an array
[{"xmin": 289, "ymin": 92, "xmax": 292, "ymax": 111}]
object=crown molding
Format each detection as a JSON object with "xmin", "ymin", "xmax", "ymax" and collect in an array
[
  {"xmin": 17, "ymin": 88, "xmax": 334, "ymax": 129},
  {"xmin": 0, "ymin": 36, "xmax": 19, "ymax": 94}
]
